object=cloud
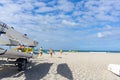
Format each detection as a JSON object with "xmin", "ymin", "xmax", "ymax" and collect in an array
[
  {"xmin": 97, "ymin": 32, "xmax": 104, "ymax": 38},
  {"xmin": 57, "ymin": 0, "xmax": 74, "ymax": 12},
  {"xmin": 96, "ymin": 24, "xmax": 120, "ymax": 39},
  {"xmin": 97, "ymin": 31, "xmax": 112, "ymax": 38},
  {"xmin": 74, "ymin": 0, "xmax": 120, "ymax": 23},
  {"xmin": 36, "ymin": 6, "xmax": 56, "ymax": 13},
  {"xmin": 62, "ymin": 20, "xmax": 77, "ymax": 26},
  {"xmin": 35, "ymin": 0, "xmax": 75, "ymax": 13},
  {"xmin": 33, "ymin": 1, "xmax": 46, "ymax": 7},
  {"xmin": 87, "ymin": 0, "xmax": 120, "ymax": 22},
  {"xmin": 0, "ymin": 0, "xmax": 119, "ymax": 49},
  {"xmin": 0, "ymin": 0, "xmax": 119, "ymax": 29}
]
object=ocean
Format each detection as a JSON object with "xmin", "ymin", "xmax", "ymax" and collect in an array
[{"xmin": 33, "ymin": 49, "xmax": 120, "ymax": 54}]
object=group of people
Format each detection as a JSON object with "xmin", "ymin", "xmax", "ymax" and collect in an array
[
  {"xmin": 38, "ymin": 47, "xmax": 63, "ymax": 58},
  {"xmin": 17, "ymin": 44, "xmax": 63, "ymax": 58},
  {"xmin": 38, "ymin": 47, "xmax": 53, "ymax": 58}
]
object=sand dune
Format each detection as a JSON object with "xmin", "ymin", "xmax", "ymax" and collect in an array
[{"xmin": 0, "ymin": 52, "xmax": 120, "ymax": 80}]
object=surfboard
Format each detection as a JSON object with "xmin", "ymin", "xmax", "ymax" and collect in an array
[{"xmin": 108, "ymin": 64, "xmax": 120, "ymax": 76}]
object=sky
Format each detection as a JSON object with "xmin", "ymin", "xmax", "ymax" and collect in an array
[{"xmin": 0, "ymin": 0, "xmax": 120, "ymax": 50}]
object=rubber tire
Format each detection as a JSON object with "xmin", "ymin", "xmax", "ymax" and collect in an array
[{"xmin": 17, "ymin": 58, "xmax": 27, "ymax": 71}]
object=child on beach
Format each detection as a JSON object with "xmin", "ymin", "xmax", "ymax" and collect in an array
[
  {"xmin": 39, "ymin": 47, "xmax": 43, "ymax": 57},
  {"xmin": 49, "ymin": 48, "xmax": 53, "ymax": 58},
  {"xmin": 60, "ymin": 49, "xmax": 63, "ymax": 55}
]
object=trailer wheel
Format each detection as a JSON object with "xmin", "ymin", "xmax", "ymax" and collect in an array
[{"xmin": 17, "ymin": 58, "xmax": 27, "ymax": 71}]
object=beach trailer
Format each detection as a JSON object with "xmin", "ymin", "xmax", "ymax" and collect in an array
[{"xmin": 0, "ymin": 21, "xmax": 38, "ymax": 71}]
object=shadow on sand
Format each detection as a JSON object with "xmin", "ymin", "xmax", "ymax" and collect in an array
[
  {"xmin": 0, "ymin": 66, "xmax": 19, "ymax": 79},
  {"xmin": 0, "ymin": 62, "xmax": 53, "ymax": 80},
  {"xmin": 57, "ymin": 63, "xmax": 73, "ymax": 80},
  {"xmin": 24, "ymin": 63, "xmax": 53, "ymax": 80}
]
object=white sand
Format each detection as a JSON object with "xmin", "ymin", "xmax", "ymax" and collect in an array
[{"xmin": 0, "ymin": 52, "xmax": 120, "ymax": 80}]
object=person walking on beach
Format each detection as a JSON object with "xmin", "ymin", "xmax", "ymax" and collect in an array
[
  {"xmin": 39, "ymin": 47, "xmax": 43, "ymax": 57},
  {"xmin": 60, "ymin": 49, "xmax": 63, "ymax": 55},
  {"xmin": 49, "ymin": 48, "xmax": 53, "ymax": 58}
]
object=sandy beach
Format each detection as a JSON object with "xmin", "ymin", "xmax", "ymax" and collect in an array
[{"xmin": 0, "ymin": 52, "xmax": 120, "ymax": 80}]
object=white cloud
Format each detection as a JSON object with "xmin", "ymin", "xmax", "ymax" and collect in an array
[
  {"xmin": 33, "ymin": 2, "xmax": 46, "ymax": 7},
  {"xmin": 97, "ymin": 32, "xmax": 112, "ymax": 38},
  {"xmin": 103, "ymin": 25, "xmax": 112, "ymax": 30},
  {"xmin": 97, "ymin": 25, "xmax": 120, "ymax": 39},
  {"xmin": 74, "ymin": 0, "xmax": 120, "ymax": 23},
  {"xmin": 57, "ymin": 0, "xmax": 74, "ymax": 12},
  {"xmin": 62, "ymin": 20, "xmax": 77, "ymax": 26},
  {"xmin": 0, "ymin": 0, "xmax": 119, "ymax": 49},
  {"xmin": 97, "ymin": 32, "xmax": 104, "ymax": 38},
  {"xmin": 95, "ymin": 12, "xmax": 118, "ymax": 22},
  {"xmin": 35, "ymin": 0, "xmax": 74, "ymax": 13},
  {"xmin": 36, "ymin": 6, "xmax": 56, "ymax": 13}
]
